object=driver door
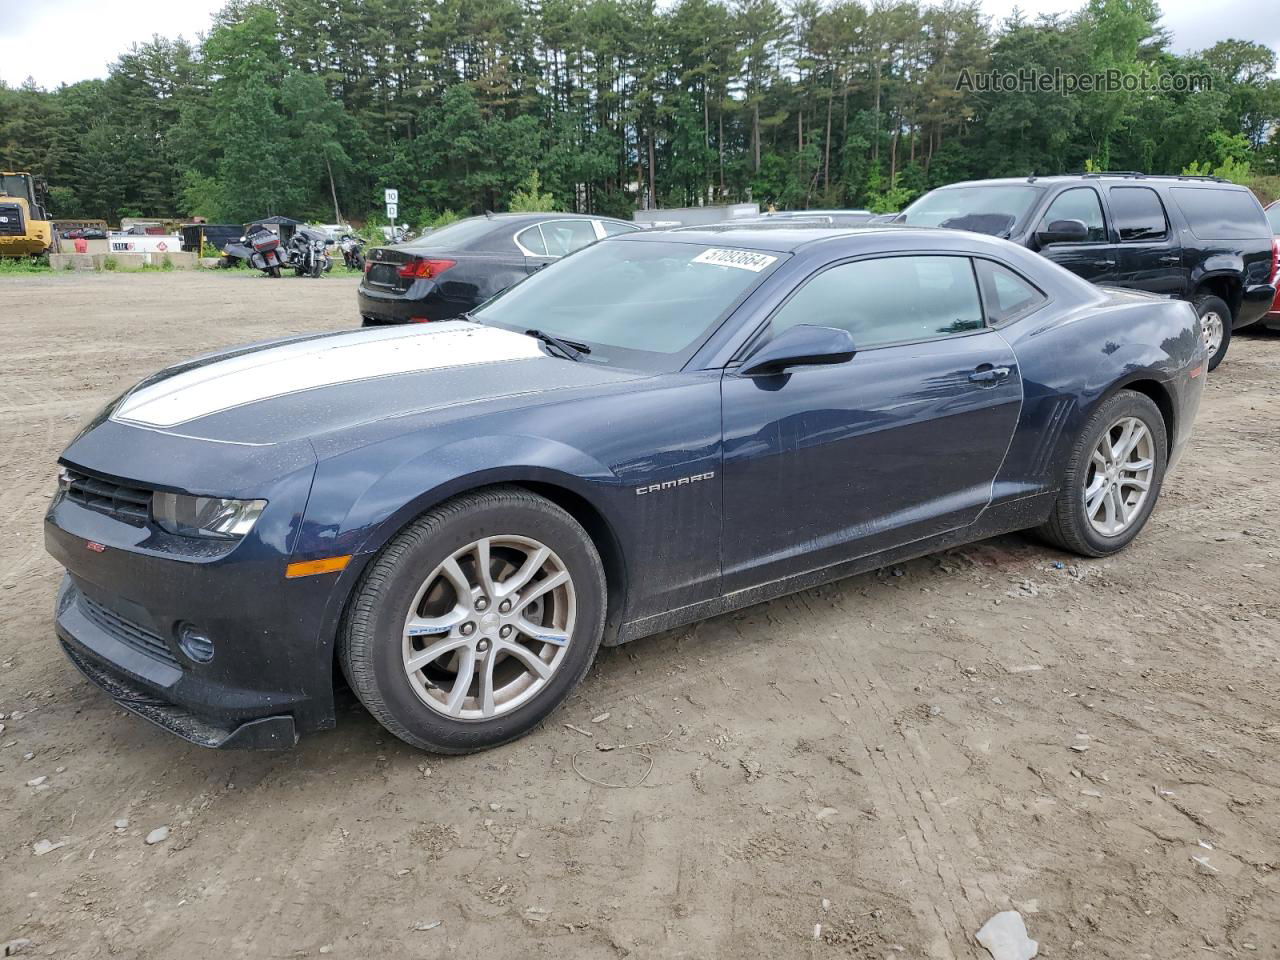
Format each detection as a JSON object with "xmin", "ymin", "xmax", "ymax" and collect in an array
[{"xmin": 719, "ymin": 254, "xmax": 1023, "ymax": 592}]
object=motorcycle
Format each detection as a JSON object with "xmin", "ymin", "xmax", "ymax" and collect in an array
[
  {"xmin": 221, "ymin": 226, "xmax": 287, "ymax": 277},
  {"xmin": 337, "ymin": 234, "xmax": 365, "ymax": 271},
  {"xmin": 287, "ymin": 227, "xmax": 332, "ymax": 278}
]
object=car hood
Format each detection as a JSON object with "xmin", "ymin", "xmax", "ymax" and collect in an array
[{"xmin": 107, "ymin": 322, "xmax": 645, "ymax": 446}]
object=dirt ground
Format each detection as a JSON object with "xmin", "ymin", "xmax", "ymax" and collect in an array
[{"xmin": 0, "ymin": 269, "xmax": 1277, "ymax": 959}]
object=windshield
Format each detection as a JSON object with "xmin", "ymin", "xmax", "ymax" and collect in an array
[
  {"xmin": 0, "ymin": 174, "xmax": 33, "ymax": 203},
  {"xmin": 899, "ymin": 185, "xmax": 1044, "ymax": 236},
  {"xmin": 472, "ymin": 239, "xmax": 782, "ymax": 371}
]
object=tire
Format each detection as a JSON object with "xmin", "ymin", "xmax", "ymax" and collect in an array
[
  {"xmin": 1037, "ymin": 389, "xmax": 1168, "ymax": 557},
  {"xmin": 268, "ymin": 266, "xmax": 282, "ymax": 279},
  {"xmin": 1193, "ymin": 293, "xmax": 1231, "ymax": 372},
  {"xmin": 339, "ymin": 486, "xmax": 607, "ymax": 753}
]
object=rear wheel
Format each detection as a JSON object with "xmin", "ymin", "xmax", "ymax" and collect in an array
[
  {"xmin": 340, "ymin": 487, "xmax": 607, "ymax": 753},
  {"xmin": 1037, "ymin": 390, "xmax": 1167, "ymax": 557},
  {"xmin": 1194, "ymin": 293, "xmax": 1231, "ymax": 371}
]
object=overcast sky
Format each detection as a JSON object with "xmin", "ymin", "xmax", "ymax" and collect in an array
[{"xmin": 1, "ymin": 0, "xmax": 1277, "ymax": 90}]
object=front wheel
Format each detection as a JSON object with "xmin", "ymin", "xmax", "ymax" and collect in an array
[
  {"xmin": 1194, "ymin": 293, "xmax": 1231, "ymax": 372},
  {"xmin": 1037, "ymin": 389, "xmax": 1168, "ymax": 557},
  {"xmin": 340, "ymin": 487, "xmax": 607, "ymax": 753}
]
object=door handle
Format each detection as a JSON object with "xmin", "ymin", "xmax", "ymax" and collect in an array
[
  {"xmin": 1158, "ymin": 255, "xmax": 1181, "ymax": 263},
  {"xmin": 969, "ymin": 366, "xmax": 1011, "ymax": 384},
  {"xmin": 1092, "ymin": 259, "xmax": 1115, "ymax": 268}
]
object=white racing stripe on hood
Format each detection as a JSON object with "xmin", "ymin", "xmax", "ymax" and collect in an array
[{"xmin": 112, "ymin": 322, "xmax": 545, "ymax": 428}]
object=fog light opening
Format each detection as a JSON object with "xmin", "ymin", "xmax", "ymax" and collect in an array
[{"xmin": 177, "ymin": 623, "xmax": 215, "ymax": 663}]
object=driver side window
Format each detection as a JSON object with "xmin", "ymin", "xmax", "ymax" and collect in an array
[
  {"xmin": 769, "ymin": 255, "xmax": 985, "ymax": 349},
  {"xmin": 1039, "ymin": 188, "xmax": 1107, "ymax": 243}
]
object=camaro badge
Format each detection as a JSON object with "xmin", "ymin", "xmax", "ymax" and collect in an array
[
  {"xmin": 636, "ymin": 472, "xmax": 715, "ymax": 496},
  {"xmin": 85, "ymin": 541, "xmax": 106, "ymax": 553}
]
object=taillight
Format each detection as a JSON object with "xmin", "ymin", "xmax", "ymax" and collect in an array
[
  {"xmin": 363, "ymin": 258, "xmax": 372, "ymax": 273},
  {"xmin": 1270, "ymin": 237, "xmax": 1278, "ymax": 285},
  {"xmin": 397, "ymin": 257, "xmax": 456, "ymax": 279}
]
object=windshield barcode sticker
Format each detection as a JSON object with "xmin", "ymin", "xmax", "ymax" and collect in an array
[{"xmin": 692, "ymin": 248, "xmax": 778, "ymax": 272}]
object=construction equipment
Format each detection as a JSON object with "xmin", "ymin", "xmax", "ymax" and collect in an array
[{"xmin": 0, "ymin": 172, "xmax": 54, "ymax": 257}]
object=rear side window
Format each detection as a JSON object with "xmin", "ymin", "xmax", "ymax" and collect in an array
[
  {"xmin": 1267, "ymin": 204, "xmax": 1280, "ymax": 235},
  {"xmin": 1170, "ymin": 187, "xmax": 1270, "ymax": 240},
  {"xmin": 1040, "ymin": 188, "xmax": 1106, "ymax": 242},
  {"xmin": 770, "ymin": 255, "xmax": 984, "ymax": 349},
  {"xmin": 976, "ymin": 260, "xmax": 1047, "ymax": 324},
  {"xmin": 540, "ymin": 219, "xmax": 598, "ymax": 256},
  {"xmin": 515, "ymin": 225, "xmax": 547, "ymax": 255},
  {"xmin": 1109, "ymin": 187, "xmax": 1168, "ymax": 241},
  {"xmin": 601, "ymin": 220, "xmax": 640, "ymax": 236}
]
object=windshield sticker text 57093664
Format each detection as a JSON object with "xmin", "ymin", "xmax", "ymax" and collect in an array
[{"xmin": 691, "ymin": 248, "xmax": 779, "ymax": 272}]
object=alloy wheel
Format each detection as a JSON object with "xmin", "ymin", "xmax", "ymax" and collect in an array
[
  {"xmin": 401, "ymin": 536, "xmax": 576, "ymax": 720},
  {"xmin": 1200, "ymin": 310, "xmax": 1223, "ymax": 358},
  {"xmin": 1083, "ymin": 416, "xmax": 1155, "ymax": 537}
]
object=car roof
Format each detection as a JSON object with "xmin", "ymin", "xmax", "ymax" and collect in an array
[
  {"xmin": 460, "ymin": 212, "xmax": 631, "ymax": 225},
  {"xmin": 618, "ymin": 223, "xmax": 973, "ymax": 254},
  {"xmin": 763, "ymin": 208, "xmax": 872, "ymax": 216},
  {"xmin": 933, "ymin": 174, "xmax": 1248, "ymax": 191}
]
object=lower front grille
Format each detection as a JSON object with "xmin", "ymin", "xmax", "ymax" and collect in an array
[
  {"xmin": 79, "ymin": 594, "xmax": 179, "ymax": 668},
  {"xmin": 62, "ymin": 467, "xmax": 152, "ymax": 525}
]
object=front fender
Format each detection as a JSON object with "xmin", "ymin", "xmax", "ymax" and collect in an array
[
  {"xmin": 294, "ymin": 433, "xmax": 625, "ymax": 681},
  {"xmin": 297, "ymin": 433, "xmax": 622, "ymax": 564}
]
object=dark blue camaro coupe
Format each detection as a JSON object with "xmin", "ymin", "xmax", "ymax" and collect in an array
[{"xmin": 46, "ymin": 226, "xmax": 1205, "ymax": 753}]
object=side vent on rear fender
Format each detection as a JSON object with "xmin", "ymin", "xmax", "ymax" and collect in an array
[{"xmin": 1031, "ymin": 397, "xmax": 1073, "ymax": 478}]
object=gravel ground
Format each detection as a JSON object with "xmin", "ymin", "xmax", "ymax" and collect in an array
[{"xmin": 1, "ymin": 270, "xmax": 1278, "ymax": 959}]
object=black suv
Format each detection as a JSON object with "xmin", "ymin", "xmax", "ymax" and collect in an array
[{"xmin": 898, "ymin": 173, "xmax": 1279, "ymax": 369}]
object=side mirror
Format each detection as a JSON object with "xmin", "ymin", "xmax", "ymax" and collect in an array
[
  {"xmin": 739, "ymin": 324, "xmax": 857, "ymax": 377},
  {"xmin": 1036, "ymin": 218, "xmax": 1088, "ymax": 246}
]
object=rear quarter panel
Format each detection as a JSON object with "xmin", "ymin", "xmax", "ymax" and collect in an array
[{"xmin": 992, "ymin": 291, "xmax": 1202, "ymax": 500}]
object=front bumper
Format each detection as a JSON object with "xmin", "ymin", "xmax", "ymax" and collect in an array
[
  {"xmin": 59, "ymin": 618, "xmax": 297, "ymax": 749},
  {"xmin": 53, "ymin": 575, "xmax": 303, "ymax": 749},
  {"xmin": 44, "ymin": 454, "xmax": 345, "ymax": 748}
]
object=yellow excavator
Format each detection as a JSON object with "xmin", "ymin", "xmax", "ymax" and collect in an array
[{"xmin": 0, "ymin": 172, "xmax": 53, "ymax": 257}]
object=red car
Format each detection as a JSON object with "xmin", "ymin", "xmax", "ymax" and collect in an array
[{"xmin": 1267, "ymin": 200, "xmax": 1280, "ymax": 330}]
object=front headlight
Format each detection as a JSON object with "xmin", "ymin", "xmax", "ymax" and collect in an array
[{"xmin": 152, "ymin": 492, "xmax": 267, "ymax": 539}]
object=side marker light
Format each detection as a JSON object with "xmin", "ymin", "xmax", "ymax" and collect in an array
[{"xmin": 285, "ymin": 555, "xmax": 352, "ymax": 579}]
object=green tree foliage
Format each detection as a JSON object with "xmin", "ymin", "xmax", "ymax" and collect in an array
[
  {"xmin": 508, "ymin": 170, "xmax": 560, "ymax": 211},
  {"xmin": 2, "ymin": 0, "xmax": 1277, "ymax": 224}
]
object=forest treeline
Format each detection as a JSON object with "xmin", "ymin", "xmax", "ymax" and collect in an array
[{"xmin": 1, "ymin": 0, "xmax": 1278, "ymax": 226}]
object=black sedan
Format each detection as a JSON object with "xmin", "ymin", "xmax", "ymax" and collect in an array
[
  {"xmin": 48, "ymin": 225, "xmax": 1204, "ymax": 754},
  {"xmin": 358, "ymin": 212, "xmax": 640, "ymax": 325}
]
